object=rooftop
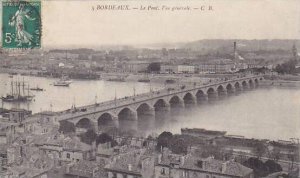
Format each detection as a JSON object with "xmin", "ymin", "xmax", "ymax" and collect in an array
[
  {"xmin": 180, "ymin": 156, "xmax": 253, "ymax": 177},
  {"xmin": 36, "ymin": 135, "xmax": 92, "ymax": 152},
  {"xmin": 106, "ymin": 148, "xmax": 153, "ymax": 175},
  {"xmin": 66, "ymin": 160, "xmax": 106, "ymax": 178}
]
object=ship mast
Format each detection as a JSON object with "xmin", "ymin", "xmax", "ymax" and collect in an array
[
  {"xmin": 22, "ymin": 78, "xmax": 25, "ymax": 96},
  {"xmin": 18, "ymin": 81, "xmax": 21, "ymax": 98},
  {"xmin": 27, "ymin": 83, "xmax": 30, "ymax": 97},
  {"xmin": 11, "ymin": 81, "xmax": 14, "ymax": 95}
]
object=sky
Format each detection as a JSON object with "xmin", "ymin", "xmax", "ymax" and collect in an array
[{"xmin": 3, "ymin": 0, "xmax": 300, "ymax": 48}]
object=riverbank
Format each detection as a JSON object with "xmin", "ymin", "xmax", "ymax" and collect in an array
[
  {"xmin": 0, "ymin": 67, "xmax": 250, "ymax": 84},
  {"xmin": 260, "ymin": 79, "xmax": 300, "ymax": 88}
]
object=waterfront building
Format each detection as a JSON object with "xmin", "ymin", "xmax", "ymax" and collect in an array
[
  {"xmin": 196, "ymin": 59, "xmax": 235, "ymax": 74},
  {"xmin": 160, "ymin": 64, "xmax": 196, "ymax": 74},
  {"xmin": 181, "ymin": 128, "xmax": 226, "ymax": 140},
  {"xmin": 123, "ymin": 61, "xmax": 151, "ymax": 73},
  {"xmin": 160, "ymin": 64, "xmax": 178, "ymax": 74},
  {"xmin": 178, "ymin": 65, "xmax": 196, "ymax": 74}
]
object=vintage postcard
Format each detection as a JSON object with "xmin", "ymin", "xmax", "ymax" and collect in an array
[{"xmin": 0, "ymin": 0, "xmax": 299, "ymax": 177}]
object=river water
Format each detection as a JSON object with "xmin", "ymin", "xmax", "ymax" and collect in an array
[{"xmin": 0, "ymin": 73, "xmax": 299, "ymax": 141}]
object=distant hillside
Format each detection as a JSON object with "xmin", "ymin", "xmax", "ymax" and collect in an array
[
  {"xmin": 49, "ymin": 48, "xmax": 95, "ymax": 54},
  {"xmin": 181, "ymin": 39, "xmax": 300, "ymax": 53}
]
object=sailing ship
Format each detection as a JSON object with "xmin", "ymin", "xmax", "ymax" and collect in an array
[
  {"xmin": 53, "ymin": 75, "xmax": 72, "ymax": 87},
  {"xmin": 1, "ymin": 81, "xmax": 34, "ymax": 102}
]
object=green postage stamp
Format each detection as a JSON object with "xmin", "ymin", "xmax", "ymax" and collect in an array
[{"xmin": 2, "ymin": 1, "xmax": 41, "ymax": 49}]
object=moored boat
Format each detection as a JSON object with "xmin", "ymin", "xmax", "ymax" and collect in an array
[
  {"xmin": 138, "ymin": 79, "xmax": 150, "ymax": 83},
  {"xmin": 30, "ymin": 86, "xmax": 44, "ymax": 91},
  {"xmin": 53, "ymin": 81, "xmax": 70, "ymax": 87},
  {"xmin": 53, "ymin": 75, "xmax": 72, "ymax": 87}
]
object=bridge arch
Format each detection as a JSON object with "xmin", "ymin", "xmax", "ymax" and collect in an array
[
  {"xmin": 75, "ymin": 118, "xmax": 93, "ymax": 130},
  {"xmin": 98, "ymin": 113, "xmax": 114, "ymax": 128},
  {"xmin": 207, "ymin": 87, "xmax": 216, "ymax": 98},
  {"xmin": 136, "ymin": 103, "xmax": 154, "ymax": 117},
  {"xmin": 154, "ymin": 98, "xmax": 169, "ymax": 111},
  {"xmin": 254, "ymin": 78, "xmax": 259, "ymax": 85},
  {"xmin": 249, "ymin": 79, "xmax": 254, "ymax": 88},
  {"xmin": 226, "ymin": 83, "xmax": 234, "ymax": 93},
  {"xmin": 234, "ymin": 82, "xmax": 241, "ymax": 91},
  {"xmin": 169, "ymin": 95, "xmax": 184, "ymax": 108},
  {"xmin": 183, "ymin": 92, "xmax": 196, "ymax": 105},
  {"xmin": 118, "ymin": 107, "xmax": 137, "ymax": 121},
  {"xmin": 217, "ymin": 85, "xmax": 226, "ymax": 96},
  {"xmin": 241, "ymin": 81, "xmax": 248, "ymax": 89},
  {"xmin": 196, "ymin": 90, "xmax": 206, "ymax": 102}
]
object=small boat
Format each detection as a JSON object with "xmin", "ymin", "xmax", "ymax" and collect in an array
[
  {"xmin": 1, "ymin": 95, "xmax": 34, "ymax": 102},
  {"xmin": 53, "ymin": 76, "xmax": 72, "ymax": 87},
  {"xmin": 138, "ymin": 79, "xmax": 150, "ymax": 83},
  {"xmin": 53, "ymin": 80, "xmax": 71, "ymax": 87},
  {"xmin": 30, "ymin": 86, "xmax": 44, "ymax": 91},
  {"xmin": 107, "ymin": 78, "xmax": 125, "ymax": 82},
  {"xmin": 165, "ymin": 79, "xmax": 176, "ymax": 84}
]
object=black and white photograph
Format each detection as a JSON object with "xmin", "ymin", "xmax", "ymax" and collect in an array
[{"xmin": 0, "ymin": 0, "xmax": 299, "ymax": 177}]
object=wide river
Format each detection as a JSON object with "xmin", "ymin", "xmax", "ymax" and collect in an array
[{"xmin": 0, "ymin": 73, "xmax": 299, "ymax": 141}]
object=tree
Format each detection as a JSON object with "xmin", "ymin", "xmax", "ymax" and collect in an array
[
  {"xmin": 197, "ymin": 145, "xmax": 224, "ymax": 160},
  {"xmin": 96, "ymin": 133, "xmax": 113, "ymax": 146},
  {"xmin": 79, "ymin": 129, "xmax": 97, "ymax": 145},
  {"xmin": 287, "ymin": 150, "xmax": 299, "ymax": 171},
  {"xmin": 156, "ymin": 131, "xmax": 173, "ymax": 151},
  {"xmin": 243, "ymin": 157, "xmax": 269, "ymax": 178},
  {"xmin": 275, "ymin": 60, "xmax": 297, "ymax": 74},
  {"xmin": 170, "ymin": 138, "xmax": 188, "ymax": 154},
  {"xmin": 270, "ymin": 147, "xmax": 281, "ymax": 161},
  {"xmin": 265, "ymin": 159, "xmax": 282, "ymax": 173},
  {"xmin": 147, "ymin": 62, "xmax": 161, "ymax": 73},
  {"xmin": 58, "ymin": 121, "xmax": 75, "ymax": 134},
  {"xmin": 253, "ymin": 141, "xmax": 267, "ymax": 159}
]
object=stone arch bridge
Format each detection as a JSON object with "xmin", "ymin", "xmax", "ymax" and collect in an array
[{"xmin": 55, "ymin": 76, "xmax": 263, "ymax": 131}]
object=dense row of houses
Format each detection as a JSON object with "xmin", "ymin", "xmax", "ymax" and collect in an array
[
  {"xmin": 0, "ymin": 114, "xmax": 257, "ymax": 178},
  {"xmin": 0, "ymin": 108, "xmax": 299, "ymax": 178}
]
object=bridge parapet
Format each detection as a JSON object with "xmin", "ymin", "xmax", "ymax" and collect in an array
[{"xmin": 56, "ymin": 75, "xmax": 263, "ymax": 122}]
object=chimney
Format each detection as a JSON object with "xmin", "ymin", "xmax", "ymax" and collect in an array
[
  {"xmin": 180, "ymin": 156, "xmax": 185, "ymax": 166},
  {"xmin": 233, "ymin": 41, "xmax": 237, "ymax": 61},
  {"xmin": 128, "ymin": 164, "xmax": 132, "ymax": 171},
  {"xmin": 158, "ymin": 154, "xmax": 162, "ymax": 163},
  {"xmin": 112, "ymin": 156, "xmax": 117, "ymax": 163},
  {"xmin": 222, "ymin": 162, "xmax": 227, "ymax": 173}
]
